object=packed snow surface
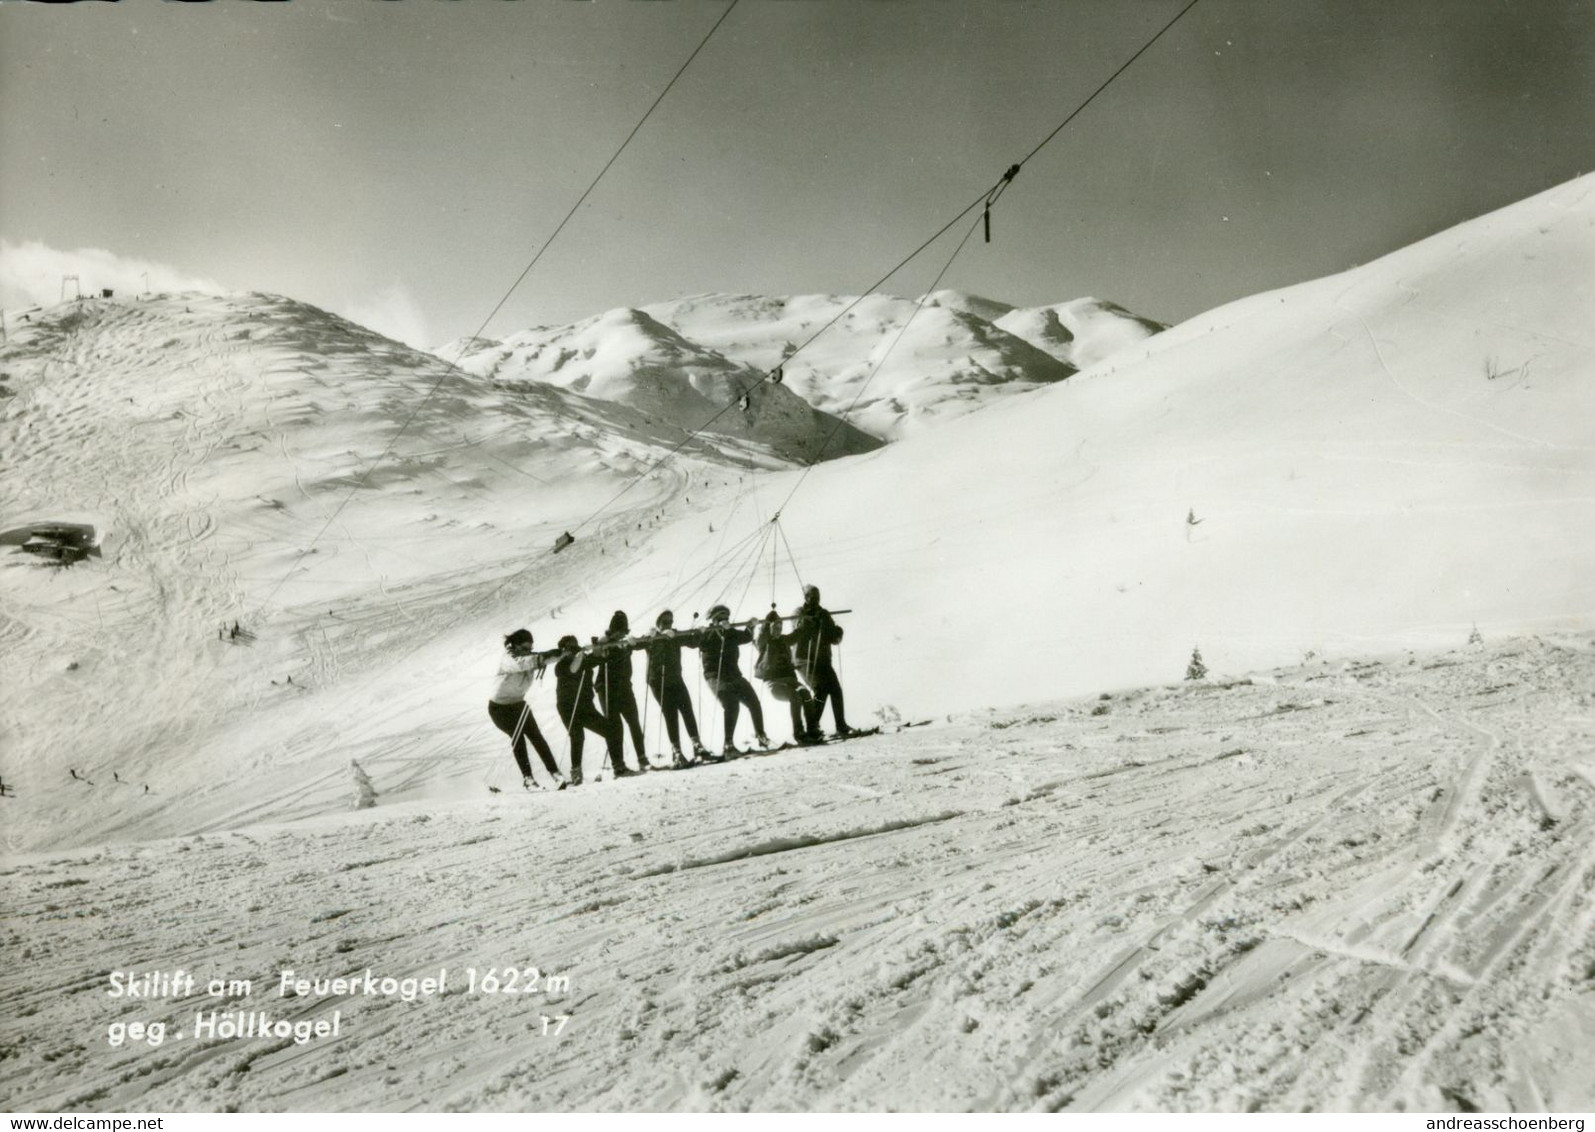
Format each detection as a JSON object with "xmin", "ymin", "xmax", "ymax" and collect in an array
[{"xmin": 4, "ymin": 638, "xmax": 1594, "ymax": 1111}]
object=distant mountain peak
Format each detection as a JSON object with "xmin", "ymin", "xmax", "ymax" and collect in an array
[
  {"xmin": 918, "ymin": 289, "xmax": 1016, "ymax": 322},
  {"xmin": 623, "ymin": 288, "xmax": 1162, "ymax": 439},
  {"xmin": 446, "ymin": 301, "xmax": 879, "ymax": 462}
]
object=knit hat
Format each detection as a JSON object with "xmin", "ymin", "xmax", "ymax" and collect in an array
[{"xmin": 504, "ymin": 628, "xmax": 533, "ymax": 650}]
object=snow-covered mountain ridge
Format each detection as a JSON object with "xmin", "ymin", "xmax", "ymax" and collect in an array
[{"xmin": 444, "ymin": 289, "xmax": 1167, "ymax": 440}]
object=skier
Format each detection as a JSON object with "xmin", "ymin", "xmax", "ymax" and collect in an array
[
  {"xmin": 487, "ymin": 629, "xmax": 566, "ymax": 791},
  {"xmin": 553, "ymin": 635, "xmax": 628, "ymax": 785},
  {"xmin": 696, "ymin": 604, "xmax": 769, "ymax": 756},
  {"xmin": 755, "ymin": 609, "xmax": 822, "ymax": 745},
  {"xmin": 791, "ymin": 584, "xmax": 854, "ymax": 737},
  {"xmin": 595, "ymin": 610, "xmax": 650, "ymax": 775},
  {"xmin": 642, "ymin": 610, "xmax": 712, "ymax": 767}
]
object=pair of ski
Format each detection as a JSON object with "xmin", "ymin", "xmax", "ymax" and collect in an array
[
  {"xmin": 515, "ymin": 724, "xmax": 912, "ymax": 792},
  {"xmin": 616, "ymin": 727, "xmax": 887, "ymax": 774},
  {"xmin": 737, "ymin": 726, "xmax": 887, "ymax": 758}
]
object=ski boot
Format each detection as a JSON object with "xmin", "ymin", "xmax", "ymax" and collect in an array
[
  {"xmin": 691, "ymin": 741, "xmax": 712, "ymax": 762},
  {"xmin": 670, "ymin": 747, "xmax": 688, "ymax": 769},
  {"xmin": 754, "ymin": 733, "xmax": 772, "ymax": 750},
  {"xmin": 523, "ymin": 775, "xmax": 537, "ymax": 791}
]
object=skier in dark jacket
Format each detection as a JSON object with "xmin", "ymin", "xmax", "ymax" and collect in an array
[
  {"xmin": 487, "ymin": 629, "xmax": 566, "ymax": 790},
  {"xmin": 755, "ymin": 610, "xmax": 822, "ymax": 744},
  {"xmin": 553, "ymin": 635, "xmax": 627, "ymax": 786},
  {"xmin": 790, "ymin": 584, "xmax": 853, "ymax": 736},
  {"xmin": 696, "ymin": 604, "xmax": 769, "ymax": 756},
  {"xmin": 595, "ymin": 610, "xmax": 650, "ymax": 775},
  {"xmin": 642, "ymin": 610, "xmax": 711, "ymax": 767}
]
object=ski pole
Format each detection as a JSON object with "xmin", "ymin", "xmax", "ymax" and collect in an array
[
  {"xmin": 508, "ymin": 701, "xmax": 535, "ymax": 784},
  {"xmin": 510, "ymin": 700, "xmax": 532, "ymax": 751}
]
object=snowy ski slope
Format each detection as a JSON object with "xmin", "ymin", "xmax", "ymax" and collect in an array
[{"xmin": 1, "ymin": 175, "xmax": 1592, "ymax": 1113}]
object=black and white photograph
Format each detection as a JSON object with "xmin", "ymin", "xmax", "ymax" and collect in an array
[{"xmin": 2, "ymin": 0, "xmax": 1593, "ymax": 1116}]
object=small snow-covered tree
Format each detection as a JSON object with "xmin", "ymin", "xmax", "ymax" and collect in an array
[
  {"xmin": 1185, "ymin": 646, "xmax": 1208, "ymax": 682},
  {"xmin": 349, "ymin": 760, "xmax": 377, "ymax": 810}
]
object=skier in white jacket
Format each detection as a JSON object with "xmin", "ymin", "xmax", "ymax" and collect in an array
[{"xmin": 488, "ymin": 629, "xmax": 566, "ymax": 790}]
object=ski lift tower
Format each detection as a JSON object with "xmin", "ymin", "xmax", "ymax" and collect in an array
[{"xmin": 61, "ymin": 274, "xmax": 82, "ymax": 302}]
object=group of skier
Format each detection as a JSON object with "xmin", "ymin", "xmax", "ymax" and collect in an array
[{"xmin": 487, "ymin": 585, "xmax": 856, "ymax": 790}]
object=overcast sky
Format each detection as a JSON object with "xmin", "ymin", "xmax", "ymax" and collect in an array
[{"xmin": 2, "ymin": 0, "xmax": 1591, "ymax": 347}]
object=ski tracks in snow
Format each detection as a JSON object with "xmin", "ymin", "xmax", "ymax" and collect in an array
[{"xmin": 5, "ymin": 636, "xmax": 1592, "ymax": 1112}]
